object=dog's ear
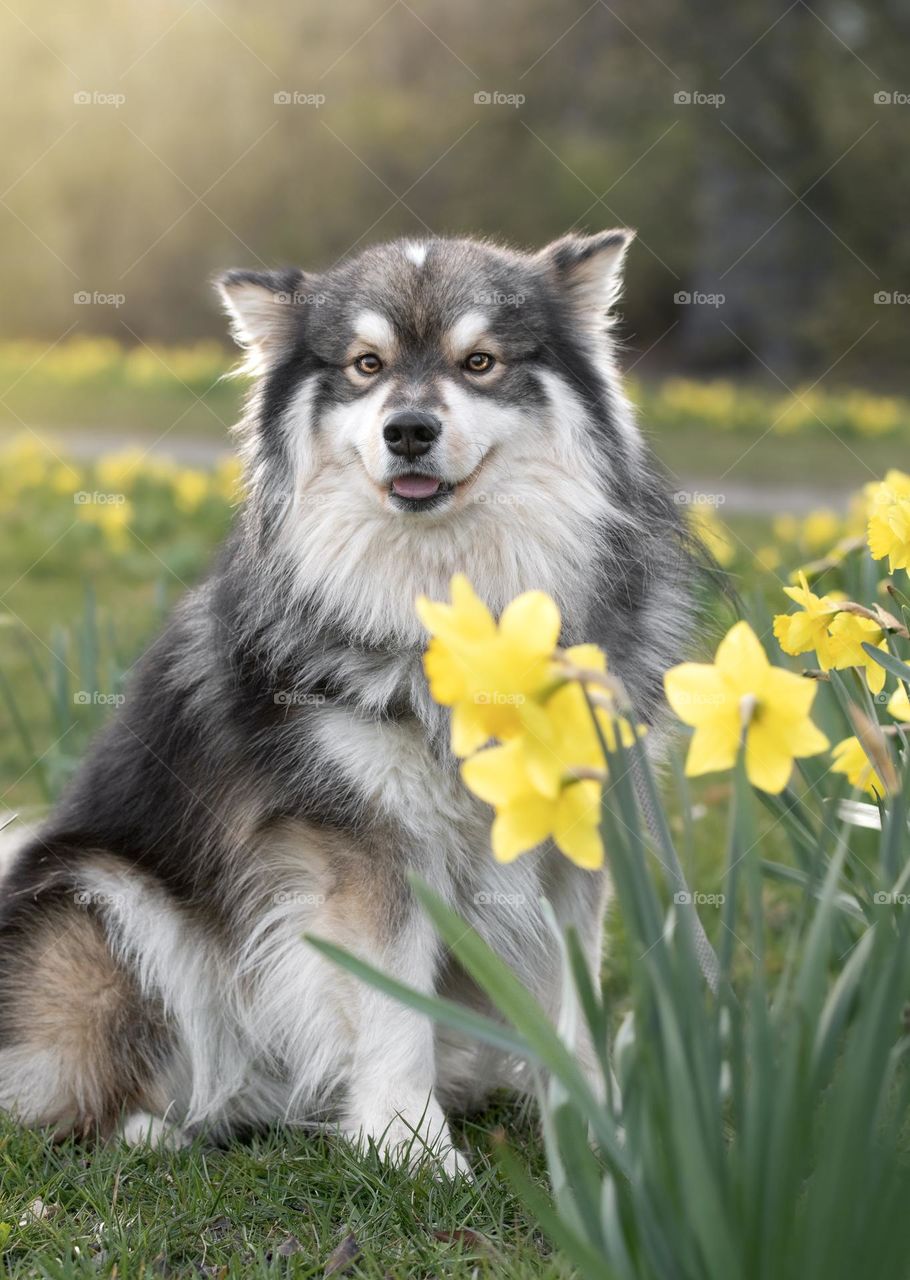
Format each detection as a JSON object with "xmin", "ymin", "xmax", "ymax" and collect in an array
[
  {"xmin": 538, "ymin": 229, "xmax": 634, "ymax": 325},
  {"xmin": 215, "ymin": 268, "xmax": 311, "ymax": 362}
]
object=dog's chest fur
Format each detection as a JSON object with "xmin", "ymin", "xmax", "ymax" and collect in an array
[{"xmin": 305, "ymin": 704, "xmax": 573, "ymax": 965}]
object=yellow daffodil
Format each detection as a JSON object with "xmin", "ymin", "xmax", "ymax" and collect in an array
[
  {"xmin": 827, "ymin": 612, "xmax": 888, "ymax": 695},
  {"xmin": 517, "ymin": 672, "xmax": 640, "ymax": 800},
  {"xmin": 867, "ymin": 482, "xmax": 910, "ymax": 572},
  {"xmin": 773, "ymin": 514, "xmax": 800, "ymax": 545},
  {"xmin": 461, "ymin": 737, "xmax": 604, "ymax": 868},
  {"xmin": 831, "ymin": 735, "xmax": 885, "ymax": 798},
  {"xmin": 755, "ymin": 545, "xmax": 781, "ymax": 573},
  {"xmin": 772, "ymin": 572, "xmax": 841, "ymax": 668},
  {"xmin": 887, "ymin": 685, "xmax": 910, "ymax": 723},
  {"xmin": 886, "ymin": 468, "xmax": 910, "ymax": 495},
  {"xmin": 172, "ymin": 469, "xmax": 210, "ymax": 513},
  {"xmin": 50, "ymin": 465, "xmax": 79, "ymax": 496},
  {"xmin": 664, "ymin": 620, "xmax": 829, "ymax": 794},
  {"xmin": 802, "ymin": 509, "xmax": 841, "ymax": 554},
  {"xmin": 417, "ymin": 575, "xmax": 561, "ymax": 756},
  {"xmin": 75, "ymin": 497, "xmax": 134, "ymax": 551},
  {"xmin": 95, "ymin": 449, "xmax": 148, "ymax": 493}
]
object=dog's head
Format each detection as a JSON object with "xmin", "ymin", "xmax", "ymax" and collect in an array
[{"xmin": 216, "ymin": 233, "xmax": 649, "ymax": 640}]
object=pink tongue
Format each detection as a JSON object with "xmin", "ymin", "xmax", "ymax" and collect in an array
[{"xmin": 392, "ymin": 474, "xmax": 442, "ymax": 500}]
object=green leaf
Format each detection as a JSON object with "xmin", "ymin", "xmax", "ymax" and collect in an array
[{"xmin": 861, "ymin": 642, "xmax": 910, "ymax": 683}]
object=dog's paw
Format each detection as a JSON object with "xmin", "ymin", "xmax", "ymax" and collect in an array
[
  {"xmin": 117, "ymin": 1111, "xmax": 192, "ymax": 1150},
  {"xmin": 344, "ymin": 1099, "xmax": 471, "ymax": 1179}
]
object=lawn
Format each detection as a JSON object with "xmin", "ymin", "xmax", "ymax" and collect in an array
[
  {"xmin": 0, "ymin": 1107, "xmax": 566, "ymax": 1279},
  {"xmin": 0, "ymin": 361, "xmax": 906, "ymax": 1276}
]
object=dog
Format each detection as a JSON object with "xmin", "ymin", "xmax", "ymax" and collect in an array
[{"xmin": 0, "ymin": 230, "xmax": 696, "ymax": 1173}]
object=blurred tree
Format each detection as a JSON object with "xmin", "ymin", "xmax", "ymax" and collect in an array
[{"xmin": 0, "ymin": 0, "xmax": 902, "ymax": 384}]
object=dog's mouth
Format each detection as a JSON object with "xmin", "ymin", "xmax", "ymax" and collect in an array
[
  {"xmin": 389, "ymin": 473, "xmax": 453, "ymax": 505},
  {"xmin": 387, "ymin": 453, "xmax": 490, "ymax": 512}
]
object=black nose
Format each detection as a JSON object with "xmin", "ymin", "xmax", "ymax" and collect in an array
[{"xmin": 383, "ymin": 410, "xmax": 441, "ymax": 459}]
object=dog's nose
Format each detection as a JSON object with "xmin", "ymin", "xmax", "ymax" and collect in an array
[{"xmin": 383, "ymin": 410, "xmax": 441, "ymax": 459}]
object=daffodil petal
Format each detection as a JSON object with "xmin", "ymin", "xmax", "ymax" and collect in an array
[
  {"xmin": 664, "ymin": 663, "xmax": 729, "ymax": 726},
  {"xmin": 553, "ymin": 781, "xmax": 604, "ymax": 869},
  {"xmin": 422, "ymin": 639, "xmax": 467, "ymax": 705},
  {"xmin": 499, "ymin": 591, "xmax": 562, "ymax": 656},
  {"xmin": 562, "ymin": 643, "xmax": 606, "ymax": 672},
  {"xmin": 863, "ymin": 648, "xmax": 887, "ymax": 695},
  {"xmin": 490, "ymin": 799, "xmax": 554, "ymax": 862},
  {"xmin": 684, "ymin": 723, "xmax": 738, "ymax": 777},
  {"xmin": 460, "ymin": 740, "xmax": 528, "ymax": 805},
  {"xmin": 745, "ymin": 722, "xmax": 795, "ymax": 794},
  {"xmin": 763, "ymin": 665, "xmax": 817, "ymax": 719},
  {"xmin": 450, "ymin": 701, "xmax": 494, "ymax": 758},
  {"xmin": 715, "ymin": 620, "xmax": 768, "ymax": 682},
  {"xmin": 887, "ymin": 685, "xmax": 910, "ymax": 723}
]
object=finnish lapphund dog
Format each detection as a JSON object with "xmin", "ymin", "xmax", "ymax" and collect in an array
[{"xmin": 0, "ymin": 231, "xmax": 696, "ymax": 1174}]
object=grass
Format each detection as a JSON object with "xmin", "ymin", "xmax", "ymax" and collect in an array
[{"xmin": 0, "ymin": 1106, "xmax": 564, "ymax": 1277}]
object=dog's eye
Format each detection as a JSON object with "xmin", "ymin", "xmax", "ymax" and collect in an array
[
  {"xmin": 354, "ymin": 353, "xmax": 383, "ymax": 376},
  {"xmin": 464, "ymin": 352, "xmax": 495, "ymax": 374}
]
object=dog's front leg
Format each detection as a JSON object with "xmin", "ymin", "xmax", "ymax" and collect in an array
[{"xmin": 340, "ymin": 877, "xmax": 469, "ymax": 1177}]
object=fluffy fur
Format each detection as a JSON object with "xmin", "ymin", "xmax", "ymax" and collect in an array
[{"xmin": 0, "ymin": 231, "xmax": 698, "ymax": 1171}]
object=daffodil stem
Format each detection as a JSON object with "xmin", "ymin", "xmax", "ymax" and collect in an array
[
  {"xmin": 552, "ymin": 654, "xmax": 630, "ymax": 706},
  {"xmin": 566, "ymin": 766, "xmax": 609, "ymax": 784},
  {"xmin": 837, "ymin": 599, "xmax": 908, "ymax": 638}
]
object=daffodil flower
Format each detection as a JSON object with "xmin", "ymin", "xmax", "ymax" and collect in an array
[
  {"xmin": 518, "ymin": 652, "xmax": 640, "ymax": 799},
  {"xmin": 867, "ymin": 482, "xmax": 910, "ymax": 572},
  {"xmin": 887, "ymin": 685, "xmax": 910, "ymax": 723},
  {"xmin": 831, "ymin": 735, "xmax": 886, "ymax": 798},
  {"xmin": 664, "ymin": 620, "xmax": 829, "ymax": 794},
  {"xmin": 801, "ymin": 509, "xmax": 841, "ymax": 554},
  {"xmin": 417, "ymin": 575, "xmax": 562, "ymax": 756},
  {"xmin": 827, "ymin": 612, "xmax": 888, "ymax": 695},
  {"xmin": 461, "ymin": 737, "xmax": 604, "ymax": 868},
  {"xmin": 772, "ymin": 572, "xmax": 842, "ymax": 669}
]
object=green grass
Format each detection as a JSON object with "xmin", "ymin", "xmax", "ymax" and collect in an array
[{"xmin": 0, "ymin": 1107, "xmax": 566, "ymax": 1278}]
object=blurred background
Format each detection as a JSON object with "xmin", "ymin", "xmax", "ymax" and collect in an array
[{"xmin": 0, "ymin": 0, "xmax": 905, "ymax": 809}]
